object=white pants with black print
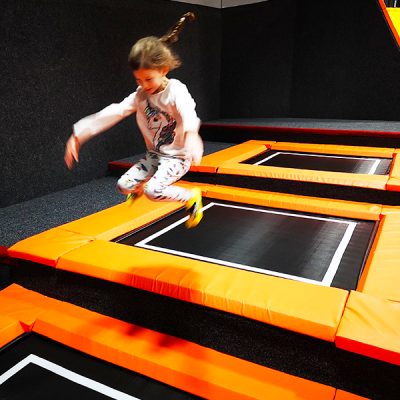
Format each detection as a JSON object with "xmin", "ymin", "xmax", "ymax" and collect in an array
[{"xmin": 117, "ymin": 152, "xmax": 192, "ymax": 202}]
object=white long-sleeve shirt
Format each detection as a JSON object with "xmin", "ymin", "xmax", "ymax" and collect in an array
[{"xmin": 73, "ymin": 79, "xmax": 201, "ymax": 158}]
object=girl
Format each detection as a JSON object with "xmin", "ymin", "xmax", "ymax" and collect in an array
[{"xmin": 64, "ymin": 13, "xmax": 203, "ymax": 228}]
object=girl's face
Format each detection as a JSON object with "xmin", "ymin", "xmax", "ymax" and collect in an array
[{"xmin": 133, "ymin": 67, "xmax": 169, "ymax": 95}]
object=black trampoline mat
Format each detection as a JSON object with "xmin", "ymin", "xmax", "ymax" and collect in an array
[
  {"xmin": 242, "ymin": 150, "xmax": 392, "ymax": 175},
  {"xmin": 115, "ymin": 200, "xmax": 377, "ymax": 291},
  {"xmin": 0, "ymin": 333, "xmax": 203, "ymax": 400}
]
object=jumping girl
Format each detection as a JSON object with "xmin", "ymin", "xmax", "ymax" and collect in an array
[{"xmin": 64, "ymin": 13, "xmax": 203, "ymax": 228}]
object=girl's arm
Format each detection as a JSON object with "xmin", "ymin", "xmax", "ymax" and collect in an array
[
  {"xmin": 64, "ymin": 134, "xmax": 81, "ymax": 170},
  {"xmin": 173, "ymin": 82, "xmax": 203, "ymax": 164},
  {"xmin": 64, "ymin": 91, "xmax": 138, "ymax": 169},
  {"xmin": 184, "ymin": 131, "xmax": 203, "ymax": 166}
]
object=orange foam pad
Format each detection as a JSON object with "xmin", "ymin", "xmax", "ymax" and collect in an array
[
  {"xmin": 0, "ymin": 314, "xmax": 25, "ymax": 348},
  {"xmin": 389, "ymin": 153, "xmax": 400, "ymax": 178},
  {"xmin": 206, "ymin": 185, "xmax": 381, "ymax": 221},
  {"xmin": 357, "ymin": 213, "xmax": 400, "ymax": 302},
  {"xmin": 57, "ymin": 240, "xmax": 348, "ymax": 342},
  {"xmin": 334, "ymin": 389, "xmax": 371, "ymax": 400},
  {"xmin": 271, "ymin": 142, "xmax": 394, "ymax": 158},
  {"xmin": 336, "ymin": 291, "xmax": 400, "ymax": 366},
  {"xmin": 0, "ymin": 284, "xmax": 61, "ymax": 331},
  {"xmin": 191, "ymin": 140, "xmax": 274, "ymax": 173},
  {"xmin": 7, "ymin": 228, "xmax": 92, "ymax": 267},
  {"xmin": 217, "ymin": 163, "xmax": 388, "ymax": 190},
  {"xmin": 60, "ymin": 182, "xmax": 211, "ymax": 241},
  {"xmin": 33, "ymin": 301, "xmax": 336, "ymax": 400},
  {"xmin": 7, "ymin": 183, "xmax": 211, "ymax": 266},
  {"xmin": 386, "ymin": 154, "xmax": 400, "ymax": 191},
  {"xmin": 386, "ymin": 177, "xmax": 400, "ymax": 191}
]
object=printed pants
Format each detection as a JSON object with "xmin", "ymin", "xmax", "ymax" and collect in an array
[{"xmin": 117, "ymin": 152, "xmax": 192, "ymax": 202}]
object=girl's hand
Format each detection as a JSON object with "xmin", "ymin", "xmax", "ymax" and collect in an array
[
  {"xmin": 64, "ymin": 134, "xmax": 81, "ymax": 169},
  {"xmin": 185, "ymin": 131, "xmax": 203, "ymax": 166}
]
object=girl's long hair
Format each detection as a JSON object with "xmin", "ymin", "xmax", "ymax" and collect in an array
[{"xmin": 128, "ymin": 12, "xmax": 195, "ymax": 71}]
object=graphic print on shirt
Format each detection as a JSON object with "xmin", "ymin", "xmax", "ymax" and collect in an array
[{"xmin": 145, "ymin": 101, "xmax": 177, "ymax": 152}]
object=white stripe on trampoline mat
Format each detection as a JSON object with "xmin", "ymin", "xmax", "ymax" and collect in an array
[
  {"xmin": 0, "ymin": 355, "xmax": 140, "ymax": 400},
  {"xmin": 368, "ymin": 159, "xmax": 381, "ymax": 175},
  {"xmin": 254, "ymin": 152, "xmax": 281, "ymax": 165},
  {"xmin": 321, "ymin": 222, "xmax": 357, "ymax": 286}
]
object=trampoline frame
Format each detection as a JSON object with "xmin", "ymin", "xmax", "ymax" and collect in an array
[
  {"xmin": 9, "ymin": 182, "xmax": 399, "ymax": 342},
  {"xmin": 189, "ymin": 140, "xmax": 400, "ymax": 191}
]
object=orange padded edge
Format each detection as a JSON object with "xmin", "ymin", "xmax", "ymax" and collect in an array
[
  {"xmin": 33, "ymin": 301, "xmax": 336, "ymax": 400},
  {"xmin": 7, "ymin": 182, "xmax": 213, "ymax": 265},
  {"xmin": 271, "ymin": 142, "xmax": 394, "ymax": 158},
  {"xmin": 386, "ymin": 154, "xmax": 400, "ymax": 191},
  {"xmin": 61, "ymin": 198, "xmax": 183, "ymax": 241},
  {"xmin": 357, "ymin": 213, "xmax": 400, "ymax": 302},
  {"xmin": 389, "ymin": 153, "xmax": 400, "ymax": 178},
  {"xmin": 0, "ymin": 284, "xmax": 61, "ymax": 331},
  {"xmin": 386, "ymin": 177, "xmax": 400, "ymax": 191},
  {"xmin": 191, "ymin": 141, "xmax": 274, "ymax": 173},
  {"xmin": 61, "ymin": 182, "xmax": 212, "ymax": 241},
  {"xmin": 335, "ymin": 389, "xmax": 371, "ymax": 400},
  {"xmin": 57, "ymin": 240, "xmax": 348, "ymax": 342},
  {"xmin": 0, "ymin": 314, "xmax": 25, "ymax": 348},
  {"xmin": 206, "ymin": 185, "xmax": 381, "ymax": 221},
  {"xmin": 217, "ymin": 163, "xmax": 388, "ymax": 190},
  {"xmin": 7, "ymin": 228, "xmax": 92, "ymax": 266},
  {"xmin": 336, "ymin": 291, "xmax": 400, "ymax": 365}
]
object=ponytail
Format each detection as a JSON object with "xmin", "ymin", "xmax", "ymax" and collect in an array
[
  {"xmin": 128, "ymin": 13, "xmax": 195, "ymax": 72},
  {"xmin": 160, "ymin": 12, "xmax": 195, "ymax": 45}
]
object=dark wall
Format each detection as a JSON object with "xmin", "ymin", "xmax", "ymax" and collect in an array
[
  {"xmin": 290, "ymin": 0, "xmax": 400, "ymax": 120},
  {"xmin": 1, "ymin": 0, "xmax": 221, "ymax": 207},
  {"xmin": 220, "ymin": 0, "xmax": 400, "ymax": 120},
  {"xmin": 220, "ymin": 0, "xmax": 298, "ymax": 118}
]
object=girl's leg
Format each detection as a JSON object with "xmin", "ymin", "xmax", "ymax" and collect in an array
[
  {"xmin": 144, "ymin": 155, "xmax": 192, "ymax": 202},
  {"xmin": 117, "ymin": 152, "xmax": 158, "ymax": 195}
]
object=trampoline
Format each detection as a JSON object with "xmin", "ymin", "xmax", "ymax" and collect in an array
[
  {"xmin": 241, "ymin": 150, "xmax": 392, "ymax": 175},
  {"xmin": 10, "ymin": 183, "xmax": 398, "ymax": 342},
  {"xmin": 0, "ymin": 333, "xmax": 202, "ymax": 400},
  {"xmin": 185, "ymin": 140, "xmax": 400, "ymax": 204},
  {"xmin": 114, "ymin": 199, "xmax": 377, "ymax": 291}
]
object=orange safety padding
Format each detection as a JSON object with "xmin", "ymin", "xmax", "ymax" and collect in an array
[
  {"xmin": 33, "ymin": 301, "xmax": 336, "ymax": 400},
  {"xmin": 336, "ymin": 291, "xmax": 400, "ymax": 366},
  {"xmin": 334, "ymin": 389, "xmax": 371, "ymax": 400},
  {"xmin": 61, "ymin": 199, "xmax": 182, "ymax": 241},
  {"xmin": 357, "ymin": 213, "xmax": 400, "ymax": 302},
  {"xmin": 7, "ymin": 183, "xmax": 213, "ymax": 266},
  {"xmin": 0, "ymin": 314, "xmax": 25, "ymax": 348},
  {"xmin": 386, "ymin": 177, "xmax": 400, "ymax": 191},
  {"xmin": 217, "ymin": 163, "xmax": 389, "ymax": 190},
  {"xmin": 271, "ymin": 142, "xmax": 394, "ymax": 158},
  {"xmin": 191, "ymin": 141, "xmax": 274, "ymax": 173},
  {"xmin": 380, "ymin": 205, "xmax": 400, "ymax": 215},
  {"xmin": 7, "ymin": 228, "xmax": 92, "ymax": 266},
  {"xmin": 0, "ymin": 284, "xmax": 61, "ymax": 331},
  {"xmin": 60, "ymin": 182, "xmax": 212, "ymax": 241},
  {"xmin": 57, "ymin": 240, "xmax": 348, "ymax": 342},
  {"xmin": 206, "ymin": 185, "xmax": 381, "ymax": 221},
  {"xmin": 388, "ymin": 153, "xmax": 400, "ymax": 178}
]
